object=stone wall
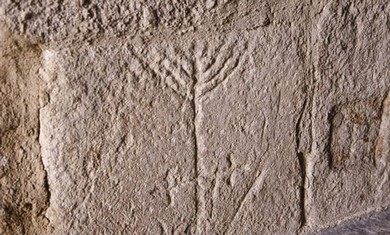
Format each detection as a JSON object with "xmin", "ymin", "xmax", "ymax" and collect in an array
[{"xmin": 0, "ymin": 1, "xmax": 389, "ymax": 234}]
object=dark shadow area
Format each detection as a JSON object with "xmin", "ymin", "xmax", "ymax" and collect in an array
[{"xmin": 319, "ymin": 208, "xmax": 390, "ymax": 235}]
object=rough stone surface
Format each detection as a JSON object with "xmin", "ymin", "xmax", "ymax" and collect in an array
[
  {"xmin": 0, "ymin": 0, "xmax": 389, "ymax": 234},
  {"xmin": 0, "ymin": 30, "xmax": 51, "ymax": 235}
]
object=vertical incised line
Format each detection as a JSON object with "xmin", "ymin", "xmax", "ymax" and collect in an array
[
  {"xmin": 193, "ymin": 96, "xmax": 201, "ymax": 234},
  {"xmin": 193, "ymin": 50, "xmax": 201, "ymax": 234}
]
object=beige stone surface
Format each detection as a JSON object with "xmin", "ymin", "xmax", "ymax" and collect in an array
[
  {"xmin": 0, "ymin": 30, "xmax": 50, "ymax": 234},
  {"xmin": 0, "ymin": 0, "xmax": 389, "ymax": 234}
]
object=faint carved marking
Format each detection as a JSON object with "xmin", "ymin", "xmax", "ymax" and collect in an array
[
  {"xmin": 224, "ymin": 115, "xmax": 268, "ymax": 234},
  {"xmin": 328, "ymin": 94, "xmax": 388, "ymax": 168},
  {"xmin": 225, "ymin": 161, "xmax": 270, "ymax": 234}
]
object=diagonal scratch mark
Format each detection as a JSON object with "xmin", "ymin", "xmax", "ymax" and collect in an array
[
  {"xmin": 224, "ymin": 112, "xmax": 268, "ymax": 234},
  {"xmin": 225, "ymin": 160, "xmax": 271, "ymax": 234}
]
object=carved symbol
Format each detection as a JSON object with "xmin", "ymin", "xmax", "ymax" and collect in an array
[{"xmin": 127, "ymin": 37, "xmax": 248, "ymax": 232}]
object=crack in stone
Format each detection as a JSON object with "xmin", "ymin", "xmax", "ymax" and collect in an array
[
  {"xmin": 38, "ymin": 108, "xmax": 51, "ymax": 220},
  {"xmin": 326, "ymin": 107, "xmax": 337, "ymax": 169},
  {"xmin": 37, "ymin": 51, "xmax": 52, "ymax": 227},
  {"xmin": 296, "ymin": 94, "xmax": 308, "ymax": 231}
]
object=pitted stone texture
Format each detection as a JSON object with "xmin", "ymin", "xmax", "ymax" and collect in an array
[{"xmin": 309, "ymin": 0, "xmax": 390, "ymax": 230}]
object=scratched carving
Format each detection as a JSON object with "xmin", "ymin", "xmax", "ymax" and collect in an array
[{"xmin": 130, "ymin": 38, "xmax": 248, "ymax": 100}]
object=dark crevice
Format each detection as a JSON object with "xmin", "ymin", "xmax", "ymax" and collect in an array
[
  {"xmin": 81, "ymin": 0, "xmax": 92, "ymax": 7},
  {"xmin": 326, "ymin": 107, "xmax": 336, "ymax": 169},
  {"xmin": 296, "ymin": 83, "xmax": 310, "ymax": 232},
  {"xmin": 298, "ymin": 152, "xmax": 307, "ymax": 230}
]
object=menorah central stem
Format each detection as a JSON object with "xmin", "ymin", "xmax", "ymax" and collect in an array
[{"xmin": 192, "ymin": 85, "xmax": 205, "ymax": 234}]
